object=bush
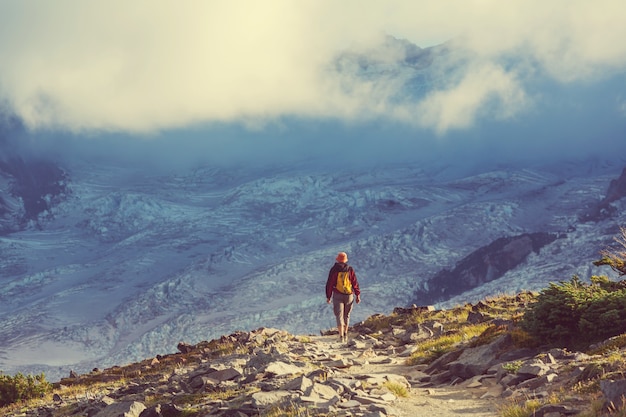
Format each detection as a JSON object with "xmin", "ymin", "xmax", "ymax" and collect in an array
[
  {"xmin": 0, "ymin": 372, "xmax": 51, "ymax": 407},
  {"xmin": 593, "ymin": 226, "xmax": 626, "ymax": 276},
  {"xmin": 521, "ymin": 275, "xmax": 626, "ymax": 347}
]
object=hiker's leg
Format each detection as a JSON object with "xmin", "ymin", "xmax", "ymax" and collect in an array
[
  {"xmin": 343, "ymin": 295, "xmax": 355, "ymax": 335},
  {"xmin": 333, "ymin": 295, "xmax": 345, "ymax": 335}
]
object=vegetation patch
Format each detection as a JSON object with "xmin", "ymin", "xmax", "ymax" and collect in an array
[
  {"xmin": 521, "ymin": 275, "xmax": 626, "ymax": 348},
  {"xmin": 383, "ymin": 381, "xmax": 409, "ymax": 398},
  {"xmin": 0, "ymin": 372, "xmax": 51, "ymax": 407}
]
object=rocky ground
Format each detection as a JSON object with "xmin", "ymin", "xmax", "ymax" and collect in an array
[
  {"xmin": 308, "ymin": 334, "xmax": 503, "ymax": 417},
  {"xmin": 3, "ymin": 296, "xmax": 626, "ymax": 416},
  {"xmin": 3, "ymin": 327, "xmax": 505, "ymax": 417}
]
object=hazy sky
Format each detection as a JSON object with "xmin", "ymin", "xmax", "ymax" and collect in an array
[{"xmin": 0, "ymin": 0, "xmax": 625, "ymax": 167}]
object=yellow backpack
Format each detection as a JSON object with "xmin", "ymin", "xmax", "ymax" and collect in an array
[{"xmin": 336, "ymin": 269, "xmax": 353, "ymax": 294}]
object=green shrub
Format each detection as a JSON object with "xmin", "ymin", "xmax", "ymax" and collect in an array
[
  {"xmin": 593, "ymin": 226, "xmax": 626, "ymax": 276},
  {"xmin": 521, "ymin": 275, "xmax": 626, "ymax": 347},
  {"xmin": 0, "ymin": 372, "xmax": 52, "ymax": 407}
]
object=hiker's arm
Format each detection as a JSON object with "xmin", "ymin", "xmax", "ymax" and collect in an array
[
  {"xmin": 325, "ymin": 268, "xmax": 335, "ymax": 301},
  {"xmin": 350, "ymin": 268, "xmax": 361, "ymax": 303}
]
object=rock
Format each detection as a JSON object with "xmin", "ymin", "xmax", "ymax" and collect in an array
[
  {"xmin": 601, "ymin": 378, "xmax": 626, "ymax": 410},
  {"xmin": 467, "ymin": 310, "xmax": 489, "ymax": 324},
  {"xmin": 206, "ymin": 367, "xmax": 243, "ymax": 383},
  {"xmin": 393, "ymin": 305, "xmax": 436, "ymax": 315},
  {"xmin": 251, "ymin": 391, "xmax": 293, "ymax": 407},
  {"xmin": 517, "ymin": 373, "xmax": 558, "ymax": 390},
  {"xmin": 177, "ymin": 342, "xmax": 194, "ymax": 354},
  {"xmin": 498, "ymin": 348, "xmax": 537, "ymax": 362},
  {"xmin": 517, "ymin": 359, "xmax": 551, "ymax": 378},
  {"xmin": 425, "ymin": 349, "xmax": 463, "ymax": 374},
  {"xmin": 138, "ymin": 404, "xmax": 183, "ymax": 417},
  {"xmin": 93, "ymin": 401, "xmax": 146, "ymax": 417},
  {"xmin": 337, "ymin": 399, "xmax": 362, "ymax": 408},
  {"xmin": 265, "ymin": 361, "xmax": 304, "ymax": 376},
  {"xmin": 533, "ymin": 404, "xmax": 580, "ymax": 416},
  {"xmin": 327, "ymin": 358, "xmax": 353, "ymax": 368},
  {"xmin": 447, "ymin": 334, "xmax": 513, "ymax": 379},
  {"xmin": 281, "ymin": 375, "xmax": 314, "ymax": 393}
]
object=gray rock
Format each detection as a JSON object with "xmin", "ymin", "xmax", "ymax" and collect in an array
[
  {"xmin": 337, "ymin": 399, "xmax": 362, "ymax": 408},
  {"xmin": 425, "ymin": 349, "xmax": 463, "ymax": 374},
  {"xmin": 206, "ymin": 367, "xmax": 243, "ymax": 382},
  {"xmin": 138, "ymin": 404, "xmax": 182, "ymax": 417},
  {"xmin": 93, "ymin": 401, "xmax": 146, "ymax": 417},
  {"xmin": 265, "ymin": 361, "xmax": 303, "ymax": 376},
  {"xmin": 310, "ymin": 382, "xmax": 341, "ymax": 401},
  {"xmin": 518, "ymin": 359, "xmax": 551, "ymax": 378},
  {"xmin": 601, "ymin": 378, "xmax": 626, "ymax": 410},
  {"xmin": 354, "ymin": 394, "xmax": 389, "ymax": 405},
  {"xmin": 447, "ymin": 334, "xmax": 513, "ymax": 379},
  {"xmin": 327, "ymin": 358, "xmax": 353, "ymax": 368},
  {"xmin": 251, "ymin": 390, "xmax": 293, "ymax": 407},
  {"xmin": 281, "ymin": 375, "xmax": 314, "ymax": 393},
  {"xmin": 533, "ymin": 404, "xmax": 580, "ymax": 416}
]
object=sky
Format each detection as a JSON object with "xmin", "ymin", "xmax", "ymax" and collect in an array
[{"xmin": 0, "ymin": 0, "xmax": 625, "ymax": 168}]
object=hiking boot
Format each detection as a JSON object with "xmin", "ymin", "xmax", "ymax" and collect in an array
[{"xmin": 342, "ymin": 334, "xmax": 348, "ymax": 343}]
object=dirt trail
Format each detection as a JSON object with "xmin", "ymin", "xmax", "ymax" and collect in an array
[{"xmin": 310, "ymin": 335, "xmax": 503, "ymax": 416}]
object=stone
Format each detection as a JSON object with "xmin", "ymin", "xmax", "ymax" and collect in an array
[
  {"xmin": 206, "ymin": 368, "xmax": 242, "ymax": 382},
  {"xmin": 281, "ymin": 375, "xmax": 314, "ymax": 393},
  {"xmin": 337, "ymin": 399, "xmax": 362, "ymax": 408},
  {"xmin": 379, "ymin": 392, "xmax": 397, "ymax": 402},
  {"xmin": 327, "ymin": 358, "xmax": 353, "ymax": 368},
  {"xmin": 310, "ymin": 382, "xmax": 340, "ymax": 401},
  {"xmin": 517, "ymin": 359, "xmax": 550, "ymax": 378},
  {"xmin": 466, "ymin": 379, "xmax": 482, "ymax": 388},
  {"xmin": 533, "ymin": 404, "xmax": 580, "ymax": 417},
  {"xmin": 601, "ymin": 379, "xmax": 626, "ymax": 410},
  {"xmin": 177, "ymin": 342, "xmax": 194, "ymax": 354},
  {"xmin": 93, "ymin": 401, "xmax": 146, "ymax": 417},
  {"xmin": 265, "ymin": 361, "xmax": 303, "ymax": 376},
  {"xmin": 139, "ymin": 404, "xmax": 183, "ymax": 417},
  {"xmin": 354, "ymin": 395, "xmax": 389, "ymax": 405},
  {"xmin": 251, "ymin": 391, "xmax": 293, "ymax": 407},
  {"xmin": 425, "ymin": 349, "xmax": 463, "ymax": 374},
  {"xmin": 480, "ymin": 385, "xmax": 504, "ymax": 398}
]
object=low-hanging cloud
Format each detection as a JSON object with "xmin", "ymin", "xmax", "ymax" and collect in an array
[{"xmin": 0, "ymin": 0, "xmax": 625, "ymax": 135}]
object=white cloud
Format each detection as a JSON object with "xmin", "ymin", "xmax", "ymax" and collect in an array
[
  {"xmin": 0, "ymin": 0, "xmax": 624, "ymax": 134},
  {"xmin": 416, "ymin": 64, "xmax": 528, "ymax": 133}
]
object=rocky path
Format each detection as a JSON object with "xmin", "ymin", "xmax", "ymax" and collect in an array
[
  {"xmin": 309, "ymin": 334, "xmax": 503, "ymax": 416},
  {"xmin": 5, "ymin": 327, "xmax": 511, "ymax": 417}
]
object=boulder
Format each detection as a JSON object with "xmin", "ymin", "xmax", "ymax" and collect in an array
[{"xmin": 93, "ymin": 401, "xmax": 146, "ymax": 417}]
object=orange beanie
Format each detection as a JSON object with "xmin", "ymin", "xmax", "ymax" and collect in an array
[{"xmin": 336, "ymin": 252, "xmax": 348, "ymax": 263}]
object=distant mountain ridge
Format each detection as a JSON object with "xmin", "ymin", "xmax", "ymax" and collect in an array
[
  {"xmin": 416, "ymin": 232, "xmax": 560, "ymax": 305},
  {"xmin": 0, "ymin": 127, "xmax": 68, "ymax": 235},
  {"xmin": 581, "ymin": 166, "xmax": 626, "ymax": 222}
]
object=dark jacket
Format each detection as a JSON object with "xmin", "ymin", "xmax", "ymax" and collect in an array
[{"xmin": 326, "ymin": 262, "xmax": 360, "ymax": 299}]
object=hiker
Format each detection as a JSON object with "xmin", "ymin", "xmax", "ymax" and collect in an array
[{"xmin": 326, "ymin": 252, "xmax": 361, "ymax": 342}]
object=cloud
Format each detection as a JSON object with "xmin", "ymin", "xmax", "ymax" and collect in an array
[
  {"xmin": 416, "ymin": 63, "xmax": 528, "ymax": 133},
  {"xmin": 0, "ymin": 0, "xmax": 624, "ymax": 135}
]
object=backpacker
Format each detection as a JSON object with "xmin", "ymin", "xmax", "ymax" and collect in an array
[{"xmin": 336, "ymin": 268, "xmax": 353, "ymax": 295}]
